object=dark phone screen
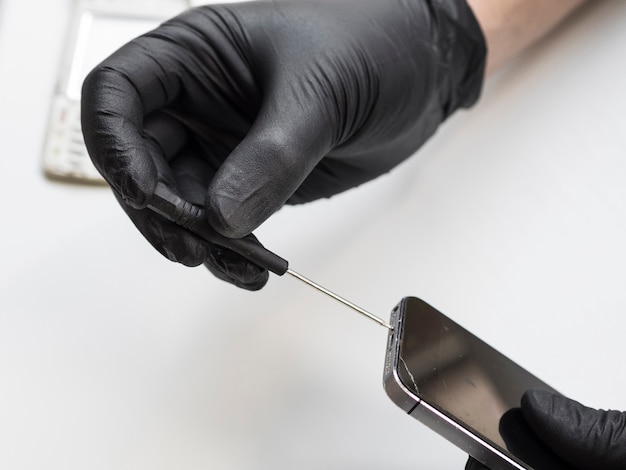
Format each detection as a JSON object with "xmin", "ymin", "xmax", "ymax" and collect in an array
[{"xmin": 396, "ymin": 298, "xmax": 570, "ymax": 469}]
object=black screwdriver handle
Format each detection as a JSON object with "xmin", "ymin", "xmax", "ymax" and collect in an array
[{"xmin": 147, "ymin": 183, "xmax": 289, "ymax": 276}]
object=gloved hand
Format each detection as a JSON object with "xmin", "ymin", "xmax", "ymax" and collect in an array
[
  {"xmin": 465, "ymin": 457, "xmax": 488, "ymax": 470},
  {"xmin": 465, "ymin": 390, "xmax": 626, "ymax": 470},
  {"xmin": 81, "ymin": 0, "xmax": 486, "ymax": 290}
]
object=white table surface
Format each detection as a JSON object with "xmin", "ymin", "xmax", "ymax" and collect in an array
[{"xmin": 1, "ymin": 1, "xmax": 625, "ymax": 468}]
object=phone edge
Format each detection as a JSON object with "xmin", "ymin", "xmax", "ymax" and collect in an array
[{"xmin": 382, "ymin": 296, "xmax": 532, "ymax": 470}]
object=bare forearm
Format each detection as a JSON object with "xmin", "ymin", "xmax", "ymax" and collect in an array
[{"xmin": 467, "ymin": 0, "xmax": 588, "ymax": 74}]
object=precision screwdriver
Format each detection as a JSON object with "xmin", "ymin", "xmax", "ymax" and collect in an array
[{"xmin": 147, "ymin": 182, "xmax": 392, "ymax": 330}]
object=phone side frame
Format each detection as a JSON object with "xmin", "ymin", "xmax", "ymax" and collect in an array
[
  {"xmin": 382, "ymin": 298, "xmax": 531, "ymax": 470},
  {"xmin": 57, "ymin": 0, "xmax": 191, "ymax": 98}
]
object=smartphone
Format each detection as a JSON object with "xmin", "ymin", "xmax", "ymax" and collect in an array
[
  {"xmin": 42, "ymin": 0, "xmax": 190, "ymax": 184},
  {"xmin": 383, "ymin": 297, "xmax": 571, "ymax": 470}
]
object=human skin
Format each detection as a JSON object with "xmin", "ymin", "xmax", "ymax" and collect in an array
[{"xmin": 467, "ymin": 0, "xmax": 588, "ymax": 74}]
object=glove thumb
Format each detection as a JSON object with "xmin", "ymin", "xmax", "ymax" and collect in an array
[
  {"xmin": 205, "ymin": 75, "xmax": 338, "ymax": 239},
  {"xmin": 522, "ymin": 389, "xmax": 626, "ymax": 470}
]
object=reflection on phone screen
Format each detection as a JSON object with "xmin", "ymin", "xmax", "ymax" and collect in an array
[{"xmin": 395, "ymin": 298, "xmax": 570, "ymax": 469}]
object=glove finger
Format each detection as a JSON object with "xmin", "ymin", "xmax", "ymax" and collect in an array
[
  {"xmin": 142, "ymin": 111, "xmax": 188, "ymax": 164},
  {"xmin": 170, "ymin": 151, "xmax": 268, "ymax": 289},
  {"xmin": 203, "ymin": 244, "xmax": 269, "ymax": 291},
  {"xmin": 107, "ymin": 109, "xmax": 241, "ymax": 269},
  {"xmin": 206, "ymin": 81, "xmax": 336, "ymax": 238},
  {"xmin": 140, "ymin": 111, "xmax": 189, "ymax": 188},
  {"xmin": 115, "ymin": 188, "xmax": 209, "ymax": 267},
  {"xmin": 465, "ymin": 457, "xmax": 490, "ymax": 469},
  {"xmin": 498, "ymin": 407, "xmax": 574, "ymax": 469},
  {"xmin": 81, "ymin": 36, "xmax": 184, "ymax": 207},
  {"xmin": 522, "ymin": 389, "xmax": 626, "ymax": 470}
]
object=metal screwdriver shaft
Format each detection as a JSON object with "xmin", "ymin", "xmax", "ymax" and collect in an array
[
  {"xmin": 286, "ymin": 269, "xmax": 393, "ymax": 330},
  {"xmin": 147, "ymin": 185, "xmax": 392, "ymax": 330}
]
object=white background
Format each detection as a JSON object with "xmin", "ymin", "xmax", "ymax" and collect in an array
[{"xmin": 1, "ymin": 1, "xmax": 625, "ymax": 468}]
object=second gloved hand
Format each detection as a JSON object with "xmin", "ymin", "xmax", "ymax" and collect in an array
[
  {"xmin": 522, "ymin": 389, "xmax": 626, "ymax": 469},
  {"xmin": 81, "ymin": 0, "xmax": 486, "ymax": 289},
  {"xmin": 465, "ymin": 390, "xmax": 626, "ymax": 469}
]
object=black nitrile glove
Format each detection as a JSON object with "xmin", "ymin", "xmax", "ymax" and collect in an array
[
  {"xmin": 465, "ymin": 457, "xmax": 488, "ymax": 470},
  {"xmin": 521, "ymin": 389, "xmax": 626, "ymax": 469},
  {"xmin": 464, "ymin": 407, "xmax": 572, "ymax": 470},
  {"xmin": 465, "ymin": 390, "xmax": 626, "ymax": 469},
  {"xmin": 81, "ymin": 0, "xmax": 486, "ymax": 290}
]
